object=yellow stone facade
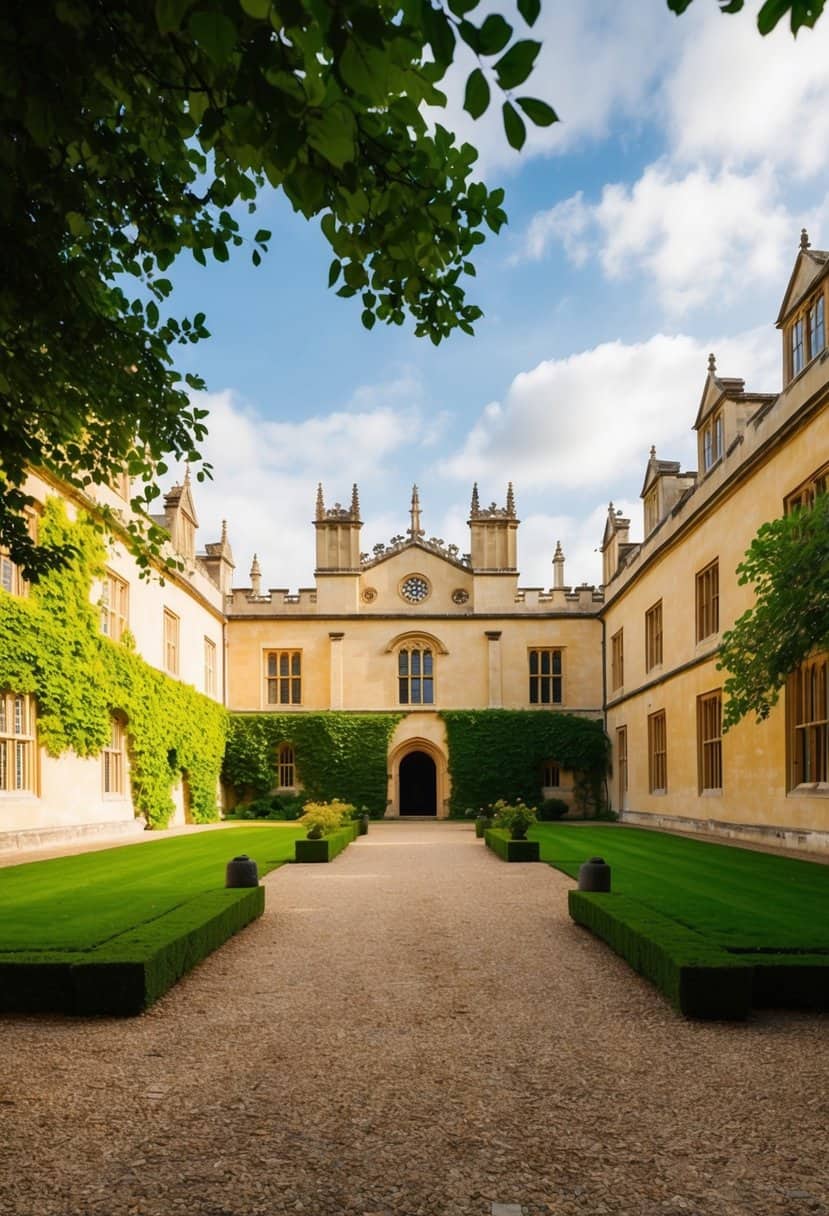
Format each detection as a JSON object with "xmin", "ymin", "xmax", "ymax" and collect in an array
[{"xmin": 1, "ymin": 234, "xmax": 827, "ymax": 851}]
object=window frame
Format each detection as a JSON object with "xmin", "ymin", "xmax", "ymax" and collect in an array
[
  {"xmin": 397, "ymin": 642, "xmax": 435, "ymax": 706},
  {"xmin": 644, "ymin": 601, "xmax": 663, "ymax": 673},
  {"xmin": 101, "ymin": 570, "xmax": 129, "ymax": 642},
  {"xmin": 204, "ymin": 636, "xmax": 217, "ymax": 698},
  {"xmin": 788, "ymin": 654, "xmax": 828, "ymax": 788},
  {"xmin": 163, "ymin": 608, "xmax": 180, "ymax": 676},
  {"xmin": 785, "ymin": 463, "xmax": 829, "ymax": 514},
  {"xmin": 542, "ymin": 761, "xmax": 561, "ymax": 788},
  {"xmin": 643, "ymin": 487, "xmax": 659, "ymax": 535},
  {"xmin": 787, "ymin": 285, "xmax": 827, "ymax": 383},
  {"xmin": 0, "ymin": 510, "xmax": 37, "ymax": 598},
  {"xmin": 616, "ymin": 725, "xmax": 628, "ymax": 807},
  {"xmin": 700, "ymin": 409, "xmax": 724, "ymax": 474},
  {"xmin": 277, "ymin": 742, "xmax": 296, "ymax": 789},
  {"xmin": 697, "ymin": 690, "xmax": 723, "ymax": 794},
  {"xmin": 528, "ymin": 648, "xmax": 564, "ymax": 706},
  {"xmin": 695, "ymin": 560, "xmax": 720, "ymax": 643},
  {"xmin": 0, "ymin": 692, "xmax": 37, "ymax": 794},
  {"xmin": 102, "ymin": 717, "xmax": 126, "ymax": 797},
  {"xmin": 265, "ymin": 650, "xmax": 302, "ymax": 706},
  {"xmin": 610, "ymin": 629, "xmax": 624, "ymax": 691},
  {"xmin": 648, "ymin": 709, "xmax": 667, "ymax": 794}
]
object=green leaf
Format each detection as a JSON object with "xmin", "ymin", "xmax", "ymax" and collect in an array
[
  {"xmin": 477, "ymin": 14, "xmax": 513, "ymax": 53},
  {"xmin": 502, "ymin": 100, "xmax": 526, "ymax": 150},
  {"xmin": 422, "ymin": 1, "xmax": 456, "ymax": 67},
  {"xmin": 213, "ymin": 238, "xmax": 229, "ymax": 262},
  {"xmin": 254, "ymin": 228, "xmax": 271, "ymax": 243},
  {"xmin": 252, "ymin": 249, "xmax": 261, "ymax": 266},
  {"xmin": 188, "ymin": 11, "xmax": 238, "ymax": 66},
  {"xmin": 146, "ymin": 301, "xmax": 159, "ymax": 327},
  {"xmin": 495, "ymin": 39, "xmax": 541, "ymax": 89},
  {"xmin": 516, "ymin": 96, "xmax": 558, "ymax": 126},
  {"xmin": 361, "ymin": 309, "xmax": 376, "ymax": 330},
  {"xmin": 447, "ymin": 0, "xmax": 479, "ymax": 15},
  {"xmin": 463, "ymin": 69, "xmax": 491, "ymax": 120},
  {"xmin": 155, "ymin": 0, "xmax": 193, "ymax": 35},
  {"xmin": 328, "ymin": 258, "xmax": 341, "ymax": 287},
  {"xmin": 307, "ymin": 103, "xmax": 357, "ymax": 168},
  {"xmin": 517, "ymin": 0, "xmax": 541, "ymax": 25},
  {"xmin": 240, "ymin": 0, "xmax": 271, "ymax": 16}
]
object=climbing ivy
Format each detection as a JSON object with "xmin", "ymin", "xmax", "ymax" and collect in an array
[
  {"xmin": 223, "ymin": 713, "xmax": 402, "ymax": 816},
  {"xmin": 0, "ymin": 499, "xmax": 227, "ymax": 829},
  {"xmin": 439, "ymin": 710, "xmax": 610, "ymax": 817}
]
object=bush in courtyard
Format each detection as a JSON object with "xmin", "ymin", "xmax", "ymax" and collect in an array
[
  {"xmin": 299, "ymin": 799, "xmax": 356, "ymax": 839},
  {"xmin": 492, "ymin": 799, "xmax": 537, "ymax": 840},
  {"xmin": 268, "ymin": 793, "xmax": 304, "ymax": 820},
  {"xmin": 537, "ymin": 797, "xmax": 569, "ymax": 821}
]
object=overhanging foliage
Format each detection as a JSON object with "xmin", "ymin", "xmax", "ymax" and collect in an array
[{"xmin": 718, "ymin": 494, "xmax": 829, "ymax": 729}]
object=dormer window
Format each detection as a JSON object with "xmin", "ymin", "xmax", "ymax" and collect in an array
[
  {"xmin": 787, "ymin": 288, "xmax": 826, "ymax": 383},
  {"xmin": 643, "ymin": 488, "xmax": 658, "ymax": 535},
  {"xmin": 701, "ymin": 411, "xmax": 723, "ymax": 473}
]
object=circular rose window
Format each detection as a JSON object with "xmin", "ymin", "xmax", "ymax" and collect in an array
[
  {"xmin": 452, "ymin": 588, "xmax": 469, "ymax": 605},
  {"xmin": 400, "ymin": 574, "xmax": 430, "ymax": 604}
]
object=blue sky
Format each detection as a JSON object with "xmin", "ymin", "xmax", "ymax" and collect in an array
[{"xmin": 168, "ymin": 1, "xmax": 829, "ymax": 592}]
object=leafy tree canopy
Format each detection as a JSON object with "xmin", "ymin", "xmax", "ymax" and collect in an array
[
  {"xmin": 718, "ymin": 494, "xmax": 829, "ymax": 729},
  {"xmin": 0, "ymin": 0, "xmax": 823, "ymax": 578}
]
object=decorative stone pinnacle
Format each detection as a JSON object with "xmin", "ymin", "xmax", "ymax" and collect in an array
[
  {"xmin": 408, "ymin": 484, "xmax": 424, "ymax": 540},
  {"xmin": 250, "ymin": 553, "xmax": 261, "ymax": 576},
  {"xmin": 608, "ymin": 500, "xmax": 614, "ymax": 513},
  {"xmin": 649, "ymin": 445, "xmax": 657, "ymax": 460},
  {"xmin": 708, "ymin": 352, "xmax": 717, "ymax": 374},
  {"xmin": 801, "ymin": 227, "xmax": 810, "ymax": 251},
  {"xmin": 470, "ymin": 483, "xmax": 480, "ymax": 517},
  {"xmin": 315, "ymin": 482, "xmax": 325, "ymax": 521},
  {"xmin": 351, "ymin": 483, "xmax": 360, "ymax": 517},
  {"xmin": 221, "ymin": 519, "xmax": 228, "ymax": 542},
  {"xmin": 249, "ymin": 553, "xmax": 262, "ymax": 598},
  {"xmin": 553, "ymin": 540, "xmax": 564, "ymax": 561},
  {"xmin": 552, "ymin": 540, "xmax": 565, "ymax": 588},
  {"xmin": 183, "ymin": 462, "xmax": 191, "ymax": 485},
  {"xmin": 506, "ymin": 482, "xmax": 516, "ymax": 516}
]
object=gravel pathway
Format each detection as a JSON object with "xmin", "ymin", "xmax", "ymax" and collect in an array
[{"xmin": 1, "ymin": 821, "xmax": 827, "ymax": 1216}]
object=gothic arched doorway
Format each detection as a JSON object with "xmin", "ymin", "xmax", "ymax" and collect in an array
[{"xmin": 399, "ymin": 750, "xmax": 437, "ymax": 816}]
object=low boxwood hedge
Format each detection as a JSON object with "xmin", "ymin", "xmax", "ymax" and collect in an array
[
  {"xmin": 568, "ymin": 891, "xmax": 755, "ymax": 1019},
  {"xmin": 0, "ymin": 886, "xmax": 264, "ymax": 1017},
  {"xmin": 294, "ymin": 820, "xmax": 359, "ymax": 863},
  {"xmin": 485, "ymin": 828, "xmax": 540, "ymax": 863}
]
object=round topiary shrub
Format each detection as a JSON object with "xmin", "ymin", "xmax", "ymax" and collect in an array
[{"xmin": 537, "ymin": 797, "xmax": 569, "ymax": 822}]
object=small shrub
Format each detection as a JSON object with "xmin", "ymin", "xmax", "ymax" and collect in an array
[
  {"xmin": 299, "ymin": 799, "xmax": 356, "ymax": 839},
  {"xmin": 537, "ymin": 797, "xmax": 569, "ymax": 822},
  {"xmin": 492, "ymin": 799, "xmax": 537, "ymax": 840},
  {"xmin": 267, "ymin": 793, "xmax": 304, "ymax": 820}
]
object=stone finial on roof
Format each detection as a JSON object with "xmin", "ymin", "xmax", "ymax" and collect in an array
[
  {"xmin": 649, "ymin": 445, "xmax": 657, "ymax": 461},
  {"xmin": 708, "ymin": 352, "xmax": 717, "ymax": 374},
  {"xmin": 552, "ymin": 540, "xmax": 565, "ymax": 589},
  {"xmin": 221, "ymin": 519, "xmax": 228, "ymax": 543},
  {"xmin": 506, "ymin": 482, "xmax": 516, "ymax": 516},
  {"xmin": 408, "ymin": 484, "xmax": 424, "ymax": 540},
  {"xmin": 470, "ymin": 482, "xmax": 480, "ymax": 517},
  {"xmin": 250, "ymin": 553, "xmax": 262, "ymax": 597},
  {"xmin": 350, "ymin": 483, "xmax": 360, "ymax": 517},
  {"xmin": 183, "ymin": 462, "xmax": 191, "ymax": 486},
  {"xmin": 801, "ymin": 227, "xmax": 811, "ymax": 251},
  {"xmin": 315, "ymin": 482, "xmax": 325, "ymax": 521}
]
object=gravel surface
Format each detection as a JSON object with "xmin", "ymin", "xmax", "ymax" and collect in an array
[{"xmin": 1, "ymin": 821, "xmax": 827, "ymax": 1216}]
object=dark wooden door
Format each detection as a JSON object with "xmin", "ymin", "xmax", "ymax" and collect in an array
[{"xmin": 399, "ymin": 751, "xmax": 437, "ymax": 815}]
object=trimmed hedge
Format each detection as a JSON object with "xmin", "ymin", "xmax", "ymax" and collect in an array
[
  {"xmin": 294, "ymin": 820, "xmax": 359, "ymax": 863},
  {"xmin": 0, "ymin": 886, "xmax": 264, "ymax": 1016},
  {"xmin": 568, "ymin": 891, "xmax": 755, "ymax": 1020},
  {"xmin": 485, "ymin": 828, "xmax": 540, "ymax": 863}
]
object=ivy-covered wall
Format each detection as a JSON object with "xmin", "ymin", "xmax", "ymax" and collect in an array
[
  {"xmin": 439, "ymin": 709, "xmax": 610, "ymax": 816},
  {"xmin": 0, "ymin": 500, "xmax": 227, "ymax": 829},
  {"xmin": 223, "ymin": 712, "xmax": 402, "ymax": 815}
]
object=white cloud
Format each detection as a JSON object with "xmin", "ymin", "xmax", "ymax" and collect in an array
[
  {"xmin": 184, "ymin": 379, "xmax": 432, "ymax": 590},
  {"xmin": 440, "ymin": 328, "xmax": 780, "ymax": 492},
  {"xmin": 434, "ymin": 0, "xmax": 675, "ymax": 177},
  {"xmin": 665, "ymin": 7, "xmax": 829, "ymax": 179}
]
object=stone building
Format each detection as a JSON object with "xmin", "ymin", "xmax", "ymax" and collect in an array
[{"xmin": 0, "ymin": 233, "xmax": 827, "ymax": 852}]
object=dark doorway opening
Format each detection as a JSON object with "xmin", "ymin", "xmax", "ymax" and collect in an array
[{"xmin": 399, "ymin": 751, "xmax": 437, "ymax": 816}]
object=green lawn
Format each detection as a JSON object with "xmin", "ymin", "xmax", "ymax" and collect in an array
[
  {"xmin": 0, "ymin": 824, "xmax": 304, "ymax": 953},
  {"xmin": 533, "ymin": 823, "xmax": 829, "ymax": 952}
]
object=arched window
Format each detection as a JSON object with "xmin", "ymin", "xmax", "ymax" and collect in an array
[
  {"xmin": 397, "ymin": 644, "xmax": 434, "ymax": 705},
  {"xmin": 277, "ymin": 743, "xmax": 295, "ymax": 789}
]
